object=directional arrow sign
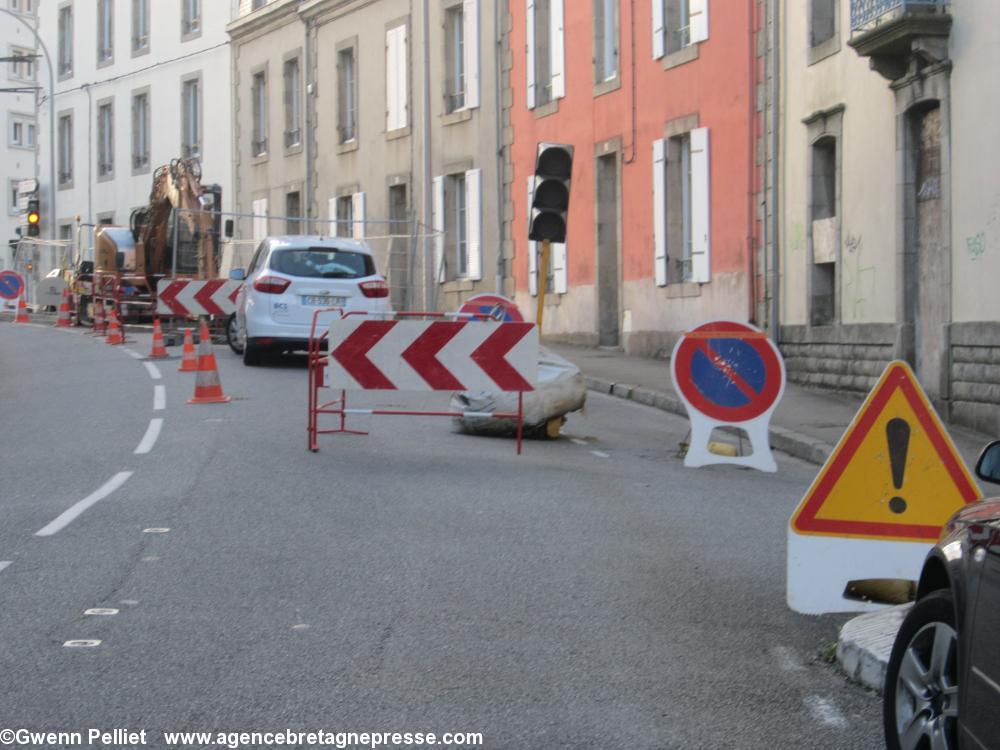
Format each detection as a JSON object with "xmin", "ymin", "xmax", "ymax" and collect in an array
[
  {"xmin": 327, "ymin": 319, "xmax": 537, "ymax": 392},
  {"xmin": 156, "ymin": 279, "xmax": 242, "ymax": 316}
]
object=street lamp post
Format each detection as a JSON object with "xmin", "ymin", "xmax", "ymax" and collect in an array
[{"xmin": 1, "ymin": 8, "xmax": 57, "ymax": 240}]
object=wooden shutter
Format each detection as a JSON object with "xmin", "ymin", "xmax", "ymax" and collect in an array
[
  {"xmin": 352, "ymin": 192, "xmax": 366, "ymax": 240},
  {"xmin": 652, "ymin": 0, "xmax": 665, "ymax": 59},
  {"xmin": 465, "ymin": 169, "xmax": 483, "ymax": 281},
  {"xmin": 386, "ymin": 25, "xmax": 407, "ymax": 131},
  {"xmin": 653, "ymin": 138, "xmax": 668, "ymax": 286},
  {"xmin": 550, "ymin": 0, "xmax": 565, "ymax": 98},
  {"xmin": 690, "ymin": 0, "xmax": 709, "ymax": 44},
  {"xmin": 690, "ymin": 127, "xmax": 710, "ymax": 283},
  {"xmin": 432, "ymin": 176, "xmax": 445, "ymax": 283},
  {"xmin": 527, "ymin": 177, "xmax": 537, "ymax": 296},
  {"xmin": 463, "ymin": 0, "xmax": 480, "ymax": 109},
  {"xmin": 327, "ymin": 197, "xmax": 337, "ymax": 235},
  {"xmin": 252, "ymin": 198, "xmax": 268, "ymax": 243},
  {"xmin": 526, "ymin": 0, "xmax": 536, "ymax": 109}
]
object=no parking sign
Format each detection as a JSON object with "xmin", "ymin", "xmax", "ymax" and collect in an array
[
  {"xmin": 0, "ymin": 270, "xmax": 24, "ymax": 300},
  {"xmin": 671, "ymin": 321, "xmax": 786, "ymax": 472}
]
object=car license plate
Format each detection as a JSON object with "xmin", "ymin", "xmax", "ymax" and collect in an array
[{"xmin": 302, "ymin": 295, "xmax": 346, "ymax": 307}]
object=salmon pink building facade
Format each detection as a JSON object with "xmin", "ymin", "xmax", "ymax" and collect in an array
[{"xmin": 507, "ymin": 0, "xmax": 763, "ymax": 356}]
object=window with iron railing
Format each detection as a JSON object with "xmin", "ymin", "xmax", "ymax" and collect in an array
[
  {"xmin": 850, "ymin": 0, "xmax": 947, "ymax": 32},
  {"xmin": 98, "ymin": 103, "xmax": 114, "ymax": 177},
  {"xmin": 283, "ymin": 56, "xmax": 301, "ymax": 149},
  {"xmin": 58, "ymin": 5, "xmax": 73, "ymax": 75},
  {"xmin": 337, "ymin": 47, "xmax": 357, "ymax": 143},
  {"xmin": 132, "ymin": 0, "xmax": 149, "ymax": 52},
  {"xmin": 97, "ymin": 0, "xmax": 113, "ymax": 63},
  {"xmin": 251, "ymin": 71, "xmax": 268, "ymax": 156},
  {"xmin": 444, "ymin": 6, "xmax": 465, "ymax": 113},
  {"xmin": 132, "ymin": 92, "xmax": 149, "ymax": 170},
  {"xmin": 58, "ymin": 115, "xmax": 73, "ymax": 184},
  {"xmin": 182, "ymin": 78, "xmax": 201, "ymax": 158},
  {"xmin": 182, "ymin": 0, "xmax": 201, "ymax": 36}
]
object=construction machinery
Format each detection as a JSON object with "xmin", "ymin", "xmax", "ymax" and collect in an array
[{"xmin": 71, "ymin": 157, "xmax": 222, "ymax": 324}]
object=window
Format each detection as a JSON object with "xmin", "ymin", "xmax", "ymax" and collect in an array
[
  {"xmin": 285, "ymin": 191, "xmax": 300, "ymax": 234},
  {"xmin": 386, "ymin": 25, "xmax": 408, "ymax": 131},
  {"xmin": 337, "ymin": 47, "xmax": 357, "ymax": 143},
  {"xmin": 9, "ymin": 46, "xmax": 35, "ymax": 81},
  {"xmin": 58, "ymin": 113, "xmax": 73, "ymax": 185},
  {"xmin": 283, "ymin": 56, "xmax": 301, "ymax": 148},
  {"xmin": 9, "ymin": 179, "xmax": 21, "ymax": 215},
  {"xmin": 335, "ymin": 195, "xmax": 353, "ymax": 238},
  {"xmin": 9, "ymin": 0, "xmax": 34, "ymax": 14},
  {"xmin": 97, "ymin": 0, "xmax": 113, "ymax": 64},
  {"xmin": 251, "ymin": 71, "xmax": 267, "ymax": 156},
  {"xmin": 593, "ymin": 0, "xmax": 618, "ymax": 83},
  {"xmin": 58, "ymin": 5, "xmax": 73, "ymax": 76},
  {"xmin": 810, "ymin": 0, "xmax": 836, "ymax": 48},
  {"xmin": 652, "ymin": 0, "xmax": 709, "ymax": 59},
  {"xmin": 132, "ymin": 0, "xmax": 149, "ymax": 53},
  {"xmin": 527, "ymin": 0, "xmax": 563, "ymax": 108},
  {"xmin": 252, "ymin": 0, "xmax": 267, "ymax": 8},
  {"xmin": 9, "ymin": 115, "xmax": 36, "ymax": 149},
  {"xmin": 445, "ymin": 6, "xmax": 465, "ymax": 113},
  {"xmin": 131, "ymin": 91, "xmax": 149, "ymax": 170},
  {"xmin": 182, "ymin": 77, "xmax": 201, "ymax": 158},
  {"xmin": 652, "ymin": 127, "xmax": 711, "ymax": 285},
  {"xmin": 432, "ymin": 169, "xmax": 482, "ymax": 281},
  {"xmin": 182, "ymin": 0, "xmax": 201, "ymax": 37},
  {"xmin": 810, "ymin": 136, "xmax": 837, "ymax": 325},
  {"xmin": 98, "ymin": 102, "xmax": 114, "ymax": 177}
]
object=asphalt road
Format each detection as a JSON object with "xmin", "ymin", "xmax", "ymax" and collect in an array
[{"xmin": 0, "ymin": 321, "xmax": 882, "ymax": 749}]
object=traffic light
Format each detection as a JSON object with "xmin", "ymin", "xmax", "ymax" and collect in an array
[
  {"xmin": 26, "ymin": 197, "xmax": 40, "ymax": 237},
  {"xmin": 528, "ymin": 142, "xmax": 574, "ymax": 244}
]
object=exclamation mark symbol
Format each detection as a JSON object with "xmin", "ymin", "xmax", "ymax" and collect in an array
[{"xmin": 886, "ymin": 418, "xmax": 911, "ymax": 515}]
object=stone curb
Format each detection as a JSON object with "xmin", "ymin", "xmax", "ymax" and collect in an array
[
  {"xmin": 583, "ymin": 375, "xmax": 837, "ymax": 466},
  {"xmin": 836, "ymin": 604, "xmax": 911, "ymax": 693}
]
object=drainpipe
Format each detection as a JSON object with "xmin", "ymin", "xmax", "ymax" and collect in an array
[
  {"xmin": 301, "ymin": 12, "xmax": 314, "ymax": 234},
  {"xmin": 421, "ymin": 0, "xmax": 433, "ymax": 309},
  {"xmin": 85, "ymin": 82, "xmax": 93, "ymax": 225},
  {"xmin": 494, "ymin": 0, "xmax": 505, "ymax": 295},
  {"xmin": 769, "ymin": 0, "xmax": 781, "ymax": 342}
]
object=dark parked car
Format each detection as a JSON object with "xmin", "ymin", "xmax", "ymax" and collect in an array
[{"xmin": 883, "ymin": 442, "xmax": 1000, "ymax": 750}]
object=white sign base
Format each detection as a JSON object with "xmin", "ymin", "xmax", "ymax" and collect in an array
[
  {"xmin": 684, "ymin": 414, "xmax": 777, "ymax": 472},
  {"xmin": 786, "ymin": 528, "xmax": 931, "ymax": 615}
]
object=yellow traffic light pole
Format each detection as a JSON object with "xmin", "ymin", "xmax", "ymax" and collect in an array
[{"xmin": 535, "ymin": 239, "xmax": 550, "ymax": 333}]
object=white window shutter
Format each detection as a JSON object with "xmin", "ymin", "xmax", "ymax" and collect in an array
[
  {"xmin": 690, "ymin": 0, "xmax": 709, "ymax": 44},
  {"xmin": 432, "ymin": 176, "xmax": 446, "ymax": 283},
  {"xmin": 386, "ymin": 28, "xmax": 398, "ymax": 131},
  {"xmin": 352, "ymin": 192, "xmax": 366, "ymax": 239},
  {"xmin": 526, "ymin": 0, "xmax": 536, "ymax": 109},
  {"xmin": 653, "ymin": 138, "xmax": 668, "ymax": 286},
  {"xmin": 327, "ymin": 197, "xmax": 337, "ymax": 235},
  {"xmin": 553, "ymin": 242, "xmax": 567, "ymax": 294},
  {"xmin": 550, "ymin": 0, "xmax": 565, "ymax": 99},
  {"xmin": 252, "ymin": 198, "xmax": 268, "ymax": 243},
  {"xmin": 398, "ymin": 27, "xmax": 408, "ymax": 127},
  {"xmin": 463, "ymin": 0, "xmax": 480, "ymax": 109},
  {"xmin": 652, "ymin": 0, "xmax": 665, "ymax": 59},
  {"xmin": 690, "ymin": 127, "xmax": 710, "ymax": 283},
  {"xmin": 465, "ymin": 168, "xmax": 482, "ymax": 280},
  {"xmin": 527, "ymin": 177, "xmax": 537, "ymax": 296}
]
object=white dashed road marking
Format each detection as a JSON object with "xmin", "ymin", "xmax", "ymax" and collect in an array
[
  {"xmin": 125, "ymin": 349, "xmax": 144, "ymax": 360},
  {"xmin": 142, "ymin": 362, "xmax": 162, "ymax": 380},
  {"xmin": 570, "ymin": 438, "xmax": 588, "ymax": 446},
  {"xmin": 0, "ymin": 561, "xmax": 11, "ymax": 574},
  {"xmin": 804, "ymin": 696, "xmax": 848, "ymax": 729},
  {"xmin": 134, "ymin": 418, "xmax": 163, "ymax": 455},
  {"xmin": 36, "ymin": 472, "xmax": 134, "ymax": 537},
  {"xmin": 591, "ymin": 450, "xmax": 610, "ymax": 458},
  {"xmin": 153, "ymin": 384, "xmax": 166, "ymax": 411}
]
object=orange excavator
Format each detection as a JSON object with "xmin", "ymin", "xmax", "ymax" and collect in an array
[{"xmin": 72, "ymin": 157, "xmax": 222, "ymax": 324}]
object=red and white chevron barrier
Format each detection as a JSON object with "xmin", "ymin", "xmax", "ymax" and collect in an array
[
  {"xmin": 156, "ymin": 279, "xmax": 242, "ymax": 317},
  {"xmin": 326, "ymin": 319, "xmax": 537, "ymax": 392}
]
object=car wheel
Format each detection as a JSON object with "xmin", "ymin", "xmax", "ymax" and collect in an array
[
  {"xmin": 243, "ymin": 340, "xmax": 263, "ymax": 366},
  {"xmin": 227, "ymin": 314, "xmax": 244, "ymax": 355},
  {"xmin": 883, "ymin": 589, "xmax": 959, "ymax": 750}
]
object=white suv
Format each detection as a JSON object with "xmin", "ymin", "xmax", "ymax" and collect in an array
[{"xmin": 231, "ymin": 236, "xmax": 391, "ymax": 365}]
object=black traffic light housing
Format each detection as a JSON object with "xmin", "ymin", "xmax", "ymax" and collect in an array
[
  {"xmin": 26, "ymin": 197, "xmax": 40, "ymax": 237},
  {"xmin": 528, "ymin": 142, "xmax": 573, "ymax": 244}
]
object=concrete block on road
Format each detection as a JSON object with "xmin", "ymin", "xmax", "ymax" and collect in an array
[{"xmin": 837, "ymin": 603, "xmax": 911, "ymax": 693}]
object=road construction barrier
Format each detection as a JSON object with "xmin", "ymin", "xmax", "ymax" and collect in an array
[
  {"xmin": 56, "ymin": 287, "xmax": 72, "ymax": 328},
  {"xmin": 104, "ymin": 309, "xmax": 126, "ymax": 345},
  {"xmin": 307, "ymin": 309, "xmax": 538, "ymax": 454},
  {"xmin": 149, "ymin": 318, "xmax": 169, "ymax": 359},
  {"xmin": 156, "ymin": 278, "xmax": 241, "ymax": 317},
  {"xmin": 178, "ymin": 328, "xmax": 198, "ymax": 371},
  {"xmin": 13, "ymin": 290, "xmax": 30, "ymax": 323},
  {"xmin": 188, "ymin": 320, "xmax": 230, "ymax": 404}
]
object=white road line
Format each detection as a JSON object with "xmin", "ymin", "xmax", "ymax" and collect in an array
[
  {"xmin": 591, "ymin": 450, "xmax": 610, "ymax": 458},
  {"xmin": 134, "ymin": 418, "xmax": 163, "ymax": 454},
  {"xmin": 143, "ymin": 361, "xmax": 162, "ymax": 379},
  {"xmin": 153, "ymin": 384, "xmax": 166, "ymax": 411},
  {"xmin": 125, "ymin": 349, "xmax": 143, "ymax": 359},
  {"xmin": 36, "ymin": 471, "xmax": 134, "ymax": 537},
  {"xmin": 571, "ymin": 438, "xmax": 588, "ymax": 446},
  {"xmin": 803, "ymin": 696, "xmax": 848, "ymax": 729},
  {"xmin": 0, "ymin": 561, "xmax": 11, "ymax": 574}
]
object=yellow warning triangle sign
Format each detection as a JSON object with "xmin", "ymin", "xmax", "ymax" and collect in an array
[{"xmin": 790, "ymin": 361, "xmax": 981, "ymax": 542}]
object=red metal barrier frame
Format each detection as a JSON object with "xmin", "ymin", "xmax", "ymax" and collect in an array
[{"xmin": 307, "ymin": 309, "xmax": 528, "ymax": 455}]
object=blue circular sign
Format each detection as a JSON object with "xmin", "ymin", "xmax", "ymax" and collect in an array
[{"xmin": 0, "ymin": 270, "xmax": 24, "ymax": 300}]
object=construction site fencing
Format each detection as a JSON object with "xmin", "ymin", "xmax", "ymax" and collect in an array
[{"xmin": 2, "ymin": 238, "xmax": 73, "ymax": 309}]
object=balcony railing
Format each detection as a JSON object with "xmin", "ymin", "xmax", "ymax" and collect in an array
[{"xmin": 851, "ymin": 0, "xmax": 948, "ymax": 33}]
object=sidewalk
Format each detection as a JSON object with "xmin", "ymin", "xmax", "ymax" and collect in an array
[
  {"xmin": 548, "ymin": 342, "xmax": 993, "ymax": 695},
  {"xmin": 547, "ymin": 343, "xmax": 992, "ymax": 471}
]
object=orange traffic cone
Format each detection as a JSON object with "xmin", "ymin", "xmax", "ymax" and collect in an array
[
  {"xmin": 178, "ymin": 328, "xmax": 198, "ymax": 371},
  {"xmin": 188, "ymin": 327, "xmax": 230, "ymax": 404},
  {"xmin": 13, "ymin": 290, "xmax": 30, "ymax": 323},
  {"xmin": 149, "ymin": 318, "xmax": 169, "ymax": 359},
  {"xmin": 56, "ymin": 287, "xmax": 72, "ymax": 327},
  {"xmin": 92, "ymin": 299, "xmax": 107, "ymax": 335},
  {"xmin": 105, "ymin": 309, "xmax": 124, "ymax": 345}
]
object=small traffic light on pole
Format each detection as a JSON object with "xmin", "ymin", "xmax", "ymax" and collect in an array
[
  {"xmin": 529, "ymin": 143, "xmax": 573, "ymax": 331},
  {"xmin": 26, "ymin": 197, "xmax": 40, "ymax": 237}
]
